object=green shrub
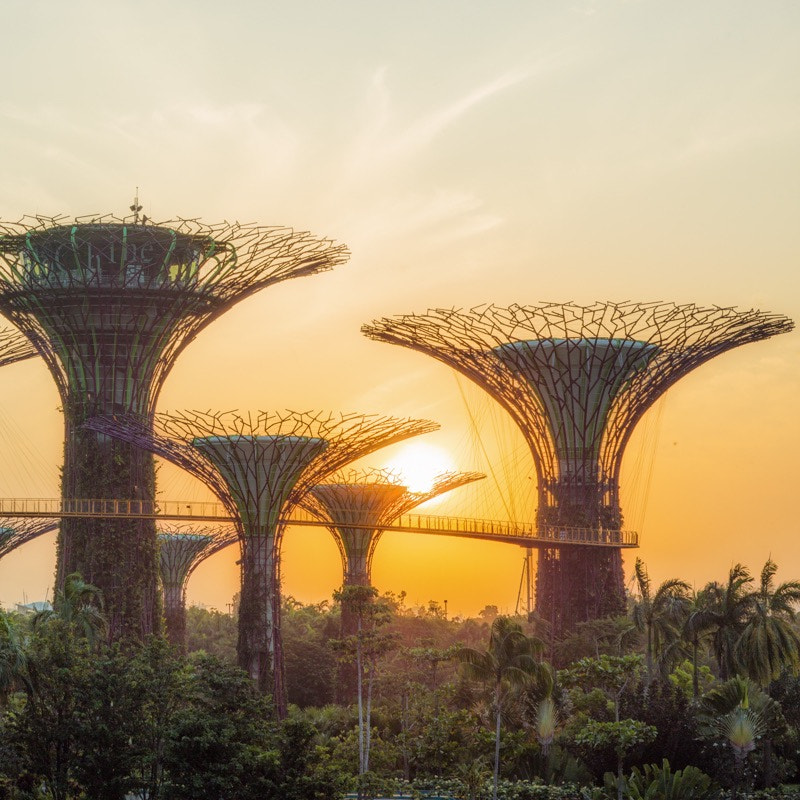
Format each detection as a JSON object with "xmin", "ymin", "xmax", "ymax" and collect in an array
[
  {"xmin": 625, "ymin": 759, "xmax": 718, "ymax": 800},
  {"xmin": 407, "ymin": 777, "xmax": 583, "ymax": 800}
]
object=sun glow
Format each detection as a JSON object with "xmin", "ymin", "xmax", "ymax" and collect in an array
[{"xmin": 381, "ymin": 442, "xmax": 457, "ymax": 494}]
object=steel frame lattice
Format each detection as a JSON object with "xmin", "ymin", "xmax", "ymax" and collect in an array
[
  {"xmin": 86, "ymin": 409, "xmax": 438, "ymax": 712},
  {"xmin": 0, "ymin": 326, "xmax": 37, "ymax": 367},
  {"xmin": 157, "ymin": 523, "xmax": 239, "ymax": 651},
  {"xmin": 363, "ymin": 301, "xmax": 794, "ymax": 634},
  {"xmin": 0, "ymin": 213, "xmax": 348, "ymax": 641},
  {"xmin": 0, "ymin": 518, "xmax": 58, "ymax": 560}
]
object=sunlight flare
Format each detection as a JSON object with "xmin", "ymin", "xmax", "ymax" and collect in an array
[{"xmin": 382, "ymin": 442, "xmax": 456, "ymax": 494}]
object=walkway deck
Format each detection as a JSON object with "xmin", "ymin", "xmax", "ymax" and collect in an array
[{"xmin": 0, "ymin": 497, "xmax": 638, "ymax": 549}]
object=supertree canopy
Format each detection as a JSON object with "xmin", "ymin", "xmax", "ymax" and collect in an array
[
  {"xmin": 157, "ymin": 524, "xmax": 239, "ymax": 651},
  {"xmin": 0, "ymin": 518, "xmax": 58, "ymax": 560},
  {"xmin": 0, "ymin": 213, "xmax": 348, "ymax": 641},
  {"xmin": 363, "ymin": 301, "xmax": 794, "ymax": 634},
  {"xmin": 86, "ymin": 409, "xmax": 438, "ymax": 712}
]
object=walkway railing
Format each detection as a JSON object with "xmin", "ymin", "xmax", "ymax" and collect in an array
[{"xmin": 0, "ymin": 497, "xmax": 638, "ymax": 548}]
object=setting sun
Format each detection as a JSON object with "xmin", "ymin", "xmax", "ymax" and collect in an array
[{"xmin": 381, "ymin": 441, "xmax": 457, "ymax": 494}]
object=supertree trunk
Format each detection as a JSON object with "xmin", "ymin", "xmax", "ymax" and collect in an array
[
  {"xmin": 58, "ymin": 415, "xmax": 159, "ymax": 641},
  {"xmin": 238, "ymin": 529, "xmax": 280, "ymax": 694},
  {"xmin": 162, "ymin": 583, "xmax": 187, "ymax": 651},
  {"xmin": 536, "ymin": 547, "xmax": 625, "ymax": 635}
]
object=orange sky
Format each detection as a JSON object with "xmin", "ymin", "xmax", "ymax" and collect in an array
[{"xmin": 0, "ymin": 1, "xmax": 798, "ymax": 616}]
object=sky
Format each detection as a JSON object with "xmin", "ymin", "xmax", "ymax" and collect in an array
[{"xmin": 0, "ymin": 0, "xmax": 798, "ymax": 617}]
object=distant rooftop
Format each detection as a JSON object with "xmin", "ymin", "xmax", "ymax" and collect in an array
[{"xmin": 15, "ymin": 600, "xmax": 52, "ymax": 615}]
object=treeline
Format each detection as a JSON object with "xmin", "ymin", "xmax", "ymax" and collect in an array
[
  {"xmin": 0, "ymin": 575, "xmax": 345, "ymax": 800},
  {"xmin": 2, "ymin": 559, "xmax": 800, "ymax": 799}
]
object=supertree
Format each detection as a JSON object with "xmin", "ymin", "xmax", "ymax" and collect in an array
[
  {"xmin": 304, "ymin": 467, "xmax": 484, "ymax": 592},
  {"xmin": 303, "ymin": 467, "xmax": 483, "ymax": 701},
  {"xmin": 0, "ymin": 212, "xmax": 348, "ymax": 640},
  {"xmin": 85, "ymin": 409, "xmax": 438, "ymax": 712},
  {"xmin": 157, "ymin": 524, "xmax": 239, "ymax": 651},
  {"xmin": 0, "ymin": 518, "xmax": 59, "ymax": 560},
  {"xmin": 363, "ymin": 302, "xmax": 794, "ymax": 634}
]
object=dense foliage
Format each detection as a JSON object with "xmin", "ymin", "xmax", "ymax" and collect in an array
[{"xmin": 1, "ymin": 558, "xmax": 800, "ymax": 799}]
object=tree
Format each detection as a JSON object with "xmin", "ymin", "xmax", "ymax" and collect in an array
[
  {"xmin": 630, "ymin": 559, "xmax": 691, "ymax": 685},
  {"xmin": 533, "ymin": 694, "xmax": 558, "ymax": 757},
  {"xmin": 331, "ymin": 585, "xmax": 396, "ymax": 785},
  {"xmin": 457, "ymin": 616, "xmax": 550, "ymax": 800},
  {"xmin": 619, "ymin": 678, "xmax": 704, "ymax": 773},
  {"xmin": 3, "ymin": 575, "xmax": 109, "ymax": 800},
  {"xmin": 34, "ymin": 571, "xmax": 107, "ymax": 647},
  {"xmin": 128, "ymin": 636, "xmax": 190, "ymax": 799},
  {"xmin": 682, "ymin": 586, "xmax": 717, "ymax": 700},
  {"xmin": 574, "ymin": 718, "xmax": 657, "ymax": 799},
  {"xmin": 561, "ymin": 654, "xmax": 650, "ymax": 800},
  {"xmin": 185, "ymin": 605, "xmax": 238, "ymax": 663},
  {"xmin": 734, "ymin": 558, "xmax": 800, "ymax": 686},
  {"xmin": 407, "ymin": 644, "xmax": 459, "ymax": 716},
  {"xmin": 693, "ymin": 564, "xmax": 755, "ymax": 680},
  {"xmin": 696, "ymin": 676, "xmax": 781, "ymax": 796},
  {"xmin": 0, "ymin": 611, "xmax": 28, "ymax": 704},
  {"xmin": 8, "ymin": 616, "xmax": 103, "ymax": 799},
  {"xmin": 282, "ymin": 598, "xmax": 337, "ymax": 708},
  {"xmin": 553, "ymin": 615, "xmax": 639, "ymax": 667},
  {"xmin": 69, "ymin": 645, "xmax": 150, "ymax": 800},
  {"xmin": 160, "ymin": 653, "xmax": 279, "ymax": 800}
]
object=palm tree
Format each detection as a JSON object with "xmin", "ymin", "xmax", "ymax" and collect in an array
[
  {"xmin": 695, "ymin": 564, "xmax": 755, "ymax": 680},
  {"xmin": 735, "ymin": 559, "xmax": 800, "ymax": 686},
  {"xmin": 630, "ymin": 558, "xmax": 691, "ymax": 684},
  {"xmin": 458, "ymin": 616, "xmax": 551, "ymax": 800},
  {"xmin": 34, "ymin": 572, "xmax": 107, "ymax": 646},
  {"xmin": 683, "ymin": 586, "xmax": 717, "ymax": 699}
]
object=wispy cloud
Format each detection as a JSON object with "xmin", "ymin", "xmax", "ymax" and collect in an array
[
  {"xmin": 345, "ymin": 63, "xmax": 544, "ymax": 175},
  {"xmin": 386, "ymin": 67, "xmax": 534, "ymax": 158}
]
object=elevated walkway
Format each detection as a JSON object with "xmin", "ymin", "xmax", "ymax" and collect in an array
[{"xmin": 0, "ymin": 497, "xmax": 638, "ymax": 549}]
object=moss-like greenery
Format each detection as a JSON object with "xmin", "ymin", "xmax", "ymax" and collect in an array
[{"xmin": 57, "ymin": 398, "xmax": 161, "ymax": 642}]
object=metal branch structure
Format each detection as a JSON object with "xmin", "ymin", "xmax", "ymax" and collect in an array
[
  {"xmin": 304, "ymin": 467, "xmax": 485, "ymax": 590},
  {"xmin": 363, "ymin": 301, "xmax": 794, "ymax": 634},
  {"xmin": 0, "ymin": 326, "xmax": 37, "ymax": 367},
  {"xmin": 157, "ymin": 523, "xmax": 239, "ymax": 651},
  {"xmin": 0, "ymin": 518, "xmax": 58, "ymax": 560},
  {"xmin": 86, "ymin": 409, "xmax": 438, "ymax": 710},
  {"xmin": 0, "ymin": 213, "xmax": 348, "ymax": 641}
]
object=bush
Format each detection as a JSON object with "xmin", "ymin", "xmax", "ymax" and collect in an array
[
  {"xmin": 407, "ymin": 777, "xmax": 584, "ymax": 800},
  {"xmin": 626, "ymin": 759, "xmax": 718, "ymax": 800}
]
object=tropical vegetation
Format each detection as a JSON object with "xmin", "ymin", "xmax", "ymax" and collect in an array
[{"xmin": 0, "ymin": 558, "xmax": 799, "ymax": 799}]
